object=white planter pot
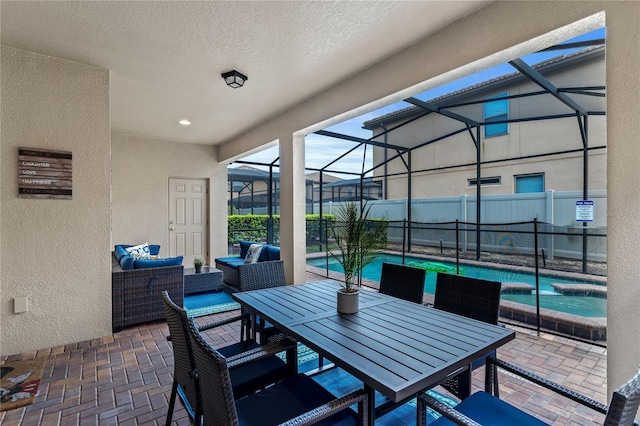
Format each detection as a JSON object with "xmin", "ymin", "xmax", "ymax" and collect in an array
[{"xmin": 337, "ymin": 289, "xmax": 359, "ymax": 314}]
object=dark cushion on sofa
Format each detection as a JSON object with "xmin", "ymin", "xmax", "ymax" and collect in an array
[
  {"xmin": 259, "ymin": 246, "xmax": 270, "ymax": 262},
  {"xmin": 115, "ymin": 244, "xmax": 163, "ymax": 270},
  {"xmin": 239, "ymin": 240, "xmax": 254, "ymax": 258},
  {"xmin": 120, "ymin": 255, "xmax": 135, "ymax": 270},
  {"xmin": 115, "ymin": 244, "xmax": 161, "ymax": 255},
  {"xmin": 264, "ymin": 245, "xmax": 280, "ymax": 261},
  {"xmin": 114, "ymin": 245, "xmax": 129, "ymax": 262},
  {"xmin": 114, "ymin": 246, "xmax": 135, "ymax": 270},
  {"xmin": 239, "ymin": 240, "xmax": 272, "ymax": 262},
  {"xmin": 215, "ymin": 256, "xmax": 245, "ymax": 269},
  {"xmin": 134, "ymin": 256, "xmax": 183, "ymax": 269}
]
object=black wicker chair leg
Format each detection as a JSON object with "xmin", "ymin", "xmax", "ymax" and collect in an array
[
  {"xmin": 193, "ymin": 410, "xmax": 202, "ymax": 426},
  {"xmin": 416, "ymin": 392, "xmax": 428, "ymax": 426},
  {"xmin": 165, "ymin": 381, "xmax": 178, "ymax": 426}
]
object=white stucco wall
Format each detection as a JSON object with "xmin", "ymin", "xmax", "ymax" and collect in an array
[
  {"xmin": 111, "ymin": 133, "xmax": 228, "ymax": 263},
  {"xmin": 216, "ymin": 2, "xmax": 640, "ymax": 394},
  {"xmin": 1, "ymin": 47, "xmax": 111, "ymax": 355}
]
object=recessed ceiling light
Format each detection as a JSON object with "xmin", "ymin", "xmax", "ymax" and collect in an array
[{"xmin": 179, "ymin": 119, "xmax": 191, "ymax": 126}]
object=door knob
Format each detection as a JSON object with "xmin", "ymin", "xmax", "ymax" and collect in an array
[{"xmin": 170, "ymin": 226, "xmax": 176, "ymax": 231}]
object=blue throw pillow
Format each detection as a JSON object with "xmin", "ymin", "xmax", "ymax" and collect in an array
[
  {"xmin": 134, "ymin": 256, "xmax": 183, "ymax": 269},
  {"xmin": 149, "ymin": 245, "xmax": 161, "ymax": 256}
]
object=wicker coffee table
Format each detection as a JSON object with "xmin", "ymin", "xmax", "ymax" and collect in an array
[{"xmin": 184, "ymin": 266, "xmax": 223, "ymax": 295}]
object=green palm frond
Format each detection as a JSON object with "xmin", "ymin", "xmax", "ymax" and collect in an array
[{"xmin": 329, "ymin": 202, "xmax": 388, "ymax": 292}]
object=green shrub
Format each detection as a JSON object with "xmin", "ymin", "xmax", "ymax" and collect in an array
[
  {"xmin": 305, "ymin": 214, "xmax": 336, "ymax": 242},
  {"xmin": 227, "ymin": 214, "xmax": 335, "ymax": 244}
]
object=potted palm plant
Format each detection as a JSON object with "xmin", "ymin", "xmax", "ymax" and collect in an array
[{"xmin": 330, "ymin": 202, "xmax": 387, "ymax": 313}]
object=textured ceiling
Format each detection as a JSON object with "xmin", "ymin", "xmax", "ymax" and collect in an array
[{"xmin": 1, "ymin": 1, "xmax": 490, "ymax": 145}]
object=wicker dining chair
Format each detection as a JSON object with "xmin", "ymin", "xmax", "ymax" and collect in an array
[
  {"xmin": 236, "ymin": 259, "xmax": 287, "ymax": 343},
  {"xmin": 162, "ymin": 291, "xmax": 296, "ymax": 426},
  {"xmin": 418, "ymin": 356, "xmax": 640, "ymax": 426},
  {"xmin": 379, "ymin": 262, "xmax": 426, "ymax": 304},
  {"xmin": 186, "ymin": 315, "xmax": 369, "ymax": 426},
  {"xmin": 433, "ymin": 272, "xmax": 502, "ymax": 400}
]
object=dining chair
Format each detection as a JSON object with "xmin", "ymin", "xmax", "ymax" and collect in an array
[
  {"xmin": 418, "ymin": 356, "xmax": 640, "ymax": 426},
  {"xmin": 162, "ymin": 291, "xmax": 296, "ymax": 426},
  {"xmin": 433, "ymin": 272, "xmax": 502, "ymax": 400},
  {"xmin": 379, "ymin": 262, "xmax": 426, "ymax": 304},
  {"xmin": 186, "ymin": 315, "xmax": 369, "ymax": 426},
  {"xmin": 236, "ymin": 259, "xmax": 286, "ymax": 343}
]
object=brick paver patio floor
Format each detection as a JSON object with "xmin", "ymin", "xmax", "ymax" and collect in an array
[{"xmin": 1, "ymin": 276, "xmax": 609, "ymax": 425}]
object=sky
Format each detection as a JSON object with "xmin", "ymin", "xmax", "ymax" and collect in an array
[{"xmin": 235, "ymin": 28, "xmax": 605, "ymax": 178}]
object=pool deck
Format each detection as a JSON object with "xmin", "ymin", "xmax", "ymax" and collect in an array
[{"xmin": 307, "ymin": 251, "xmax": 607, "ymax": 343}]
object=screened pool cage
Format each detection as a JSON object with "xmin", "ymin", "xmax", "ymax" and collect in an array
[{"xmin": 226, "ymin": 36, "xmax": 606, "ymax": 276}]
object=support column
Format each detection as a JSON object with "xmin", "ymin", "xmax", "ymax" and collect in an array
[
  {"xmin": 279, "ymin": 133, "xmax": 307, "ymax": 285},
  {"xmin": 606, "ymin": 4, "xmax": 640, "ymax": 394}
]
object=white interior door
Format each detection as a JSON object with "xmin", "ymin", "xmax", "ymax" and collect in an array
[{"xmin": 169, "ymin": 178, "xmax": 208, "ymax": 265}]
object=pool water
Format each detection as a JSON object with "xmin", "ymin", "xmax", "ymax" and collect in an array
[{"xmin": 307, "ymin": 254, "xmax": 606, "ymax": 318}]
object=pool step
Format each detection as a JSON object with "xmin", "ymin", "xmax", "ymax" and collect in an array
[
  {"xmin": 500, "ymin": 282, "xmax": 535, "ymax": 294},
  {"xmin": 551, "ymin": 283, "xmax": 607, "ymax": 298}
]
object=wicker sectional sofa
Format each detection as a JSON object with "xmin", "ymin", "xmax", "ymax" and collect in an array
[
  {"xmin": 215, "ymin": 240, "xmax": 280, "ymax": 289},
  {"xmin": 111, "ymin": 246, "xmax": 184, "ymax": 332}
]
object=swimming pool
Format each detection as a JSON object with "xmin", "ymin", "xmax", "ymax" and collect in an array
[{"xmin": 307, "ymin": 254, "xmax": 606, "ymax": 318}]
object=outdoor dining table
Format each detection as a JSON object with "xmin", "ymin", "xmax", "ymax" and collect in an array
[{"xmin": 232, "ymin": 279, "xmax": 516, "ymax": 426}]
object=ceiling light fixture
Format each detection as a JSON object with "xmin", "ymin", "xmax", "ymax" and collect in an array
[
  {"xmin": 221, "ymin": 70, "xmax": 248, "ymax": 88},
  {"xmin": 179, "ymin": 119, "xmax": 191, "ymax": 126}
]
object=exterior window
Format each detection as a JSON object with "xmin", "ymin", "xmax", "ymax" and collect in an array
[
  {"xmin": 468, "ymin": 176, "xmax": 501, "ymax": 187},
  {"xmin": 484, "ymin": 92, "xmax": 509, "ymax": 137},
  {"xmin": 515, "ymin": 173, "xmax": 544, "ymax": 193}
]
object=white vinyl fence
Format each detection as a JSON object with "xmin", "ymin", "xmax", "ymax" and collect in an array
[{"xmin": 308, "ymin": 190, "xmax": 607, "ymax": 262}]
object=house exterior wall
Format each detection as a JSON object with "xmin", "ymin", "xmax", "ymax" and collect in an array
[
  {"xmin": 384, "ymin": 149, "xmax": 607, "ymax": 199},
  {"xmin": 111, "ymin": 133, "xmax": 228, "ymax": 264},
  {"xmin": 371, "ymin": 51, "xmax": 606, "ymax": 199},
  {"xmin": 1, "ymin": 47, "xmax": 111, "ymax": 355}
]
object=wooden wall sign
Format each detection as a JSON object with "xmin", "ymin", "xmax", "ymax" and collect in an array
[{"xmin": 18, "ymin": 148, "xmax": 72, "ymax": 199}]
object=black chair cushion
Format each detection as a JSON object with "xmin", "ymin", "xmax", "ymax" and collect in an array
[
  {"xmin": 430, "ymin": 391, "xmax": 546, "ymax": 426},
  {"xmin": 217, "ymin": 340, "xmax": 261, "ymax": 357},
  {"xmin": 218, "ymin": 340, "xmax": 290, "ymax": 399},
  {"xmin": 235, "ymin": 374, "xmax": 359, "ymax": 426}
]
